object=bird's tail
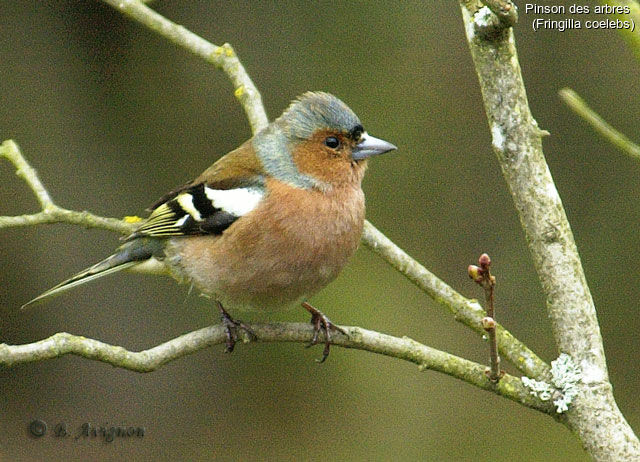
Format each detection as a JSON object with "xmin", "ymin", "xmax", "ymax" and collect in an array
[{"xmin": 21, "ymin": 238, "xmax": 165, "ymax": 309}]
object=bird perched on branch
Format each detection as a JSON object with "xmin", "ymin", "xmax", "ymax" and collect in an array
[{"xmin": 23, "ymin": 91, "xmax": 396, "ymax": 361}]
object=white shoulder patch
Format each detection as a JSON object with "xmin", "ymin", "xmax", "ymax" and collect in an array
[{"xmin": 204, "ymin": 187, "xmax": 264, "ymax": 217}]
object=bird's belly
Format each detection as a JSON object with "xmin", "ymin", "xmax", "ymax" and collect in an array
[
  {"xmin": 166, "ymin": 220, "xmax": 361, "ymax": 311},
  {"xmin": 214, "ymin": 254, "xmax": 341, "ymax": 311}
]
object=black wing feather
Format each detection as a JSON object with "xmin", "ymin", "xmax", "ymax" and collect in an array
[{"xmin": 127, "ymin": 179, "xmax": 264, "ymax": 241}]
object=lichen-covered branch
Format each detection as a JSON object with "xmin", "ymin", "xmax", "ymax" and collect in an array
[
  {"xmin": 0, "ymin": 323, "xmax": 556, "ymax": 415},
  {"xmin": 460, "ymin": 2, "xmax": 640, "ymax": 459},
  {"xmin": 482, "ymin": 0, "xmax": 518, "ymax": 27},
  {"xmin": 559, "ymin": 87, "xmax": 640, "ymax": 161}
]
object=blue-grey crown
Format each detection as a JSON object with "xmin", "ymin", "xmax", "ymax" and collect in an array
[{"xmin": 277, "ymin": 92, "xmax": 362, "ymax": 140}]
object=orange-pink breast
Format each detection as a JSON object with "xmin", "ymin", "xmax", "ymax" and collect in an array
[{"xmin": 165, "ymin": 178, "xmax": 365, "ymax": 311}]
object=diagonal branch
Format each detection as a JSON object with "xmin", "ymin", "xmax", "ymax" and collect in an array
[
  {"xmin": 0, "ymin": 322, "xmax": 556, "ymax": 416},
  {"xmin": 362, "ymin": 223, "xmax": 548, "ymax": 378},
  {"xmin": 102, "ymin": 0, "xmax": 268, "ymax": 133},
  {"xmin": 2, "ymin": 139, "xmax": 53, "ymax": 210}
]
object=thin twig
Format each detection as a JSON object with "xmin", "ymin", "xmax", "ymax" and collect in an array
[
  {"xmin": 0, "ymin": 140, "xmax": 135, "ymax": 234},
  {"xmin": 559, "ymin": 87, "xmax": 640, "ymax": 161},
  {"xmin": 469, "ymin": 254, "xmax": 502, "ymax": 382},
  {"xmin": 362, "ymin": 223, "xmax": 548, "ymax": 379},
  {"xmin": 1, "ymin": 140, "xmax": 53, "ymax": 210}
]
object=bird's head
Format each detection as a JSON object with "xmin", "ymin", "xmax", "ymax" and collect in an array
[{"xmin": 254, "ymin": 92, "xmax": 396, "ymax": 189}]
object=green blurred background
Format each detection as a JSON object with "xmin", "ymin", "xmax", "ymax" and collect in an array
[{"xmin": 1, "ymin": 1, "xmax": 638, "ymax": 460}]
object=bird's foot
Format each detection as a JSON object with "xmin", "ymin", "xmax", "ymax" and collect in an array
[
  {"xmin": 216, "ymin": 302, "xmax": 257, "ymax": 353},
  {"xmin": 302, "ymin": 302, "xmax": 347, "ymax": 363}
]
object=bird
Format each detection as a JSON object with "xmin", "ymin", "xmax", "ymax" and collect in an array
[{"xmin": 22, "ymin": 91, "xmax": 397, "ymax": 361}]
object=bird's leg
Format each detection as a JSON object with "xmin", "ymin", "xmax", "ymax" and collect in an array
[
  {"xmin": 302, "ymin": 302, "xmax": 347, "ymax": 363},
  {"xmin": 216, "ymin": 301, "xmax": 257, "ymax": 352}
]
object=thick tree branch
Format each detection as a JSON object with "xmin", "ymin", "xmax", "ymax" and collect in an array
[
  {"xmin": 482, "ymin": 0, "xmax": 518, "ymax": 28},
  {"xmin": 460, "ymin": 2, "xmax": 640, "ymax": 459},
  {"xmin": 0, "ymin": 323, "xmax": 556, "ymax": 415}
]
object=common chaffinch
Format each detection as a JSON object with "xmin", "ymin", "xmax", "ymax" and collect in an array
[{"xmin": 24, "ymin": 91, "xmax": 396, "ymax": 360}]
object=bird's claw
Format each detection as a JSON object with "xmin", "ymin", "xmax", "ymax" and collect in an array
[
  {"xmin": 302, "ymin": 302, "xmax": 347, "ymax": 363},
  {"xmin": 217, "ymin": 302, "xmax": 257, "ymax": 353}
]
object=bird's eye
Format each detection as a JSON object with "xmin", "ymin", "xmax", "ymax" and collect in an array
[{"xmin": 324, "ymin": 136, "xmax": 340, "ymax": 149}]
